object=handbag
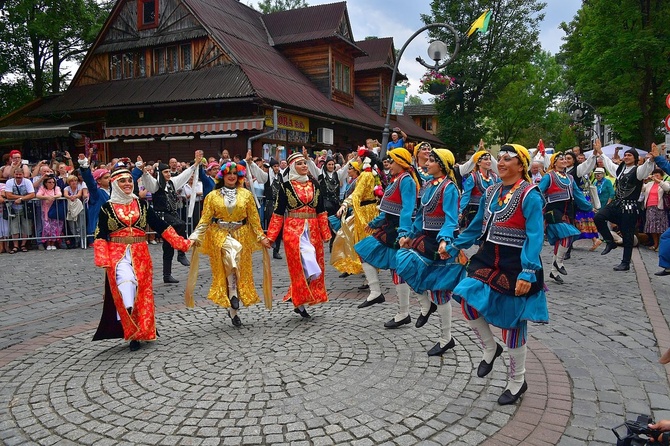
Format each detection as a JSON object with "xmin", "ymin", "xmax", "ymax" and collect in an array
[
  {"xmin": 663, "ymin": 191, "xmax": 670, "ymax": 210},
  {"xmin": 67, "ymin": 198, "xmax": 84, "ymax": 221},
  {"xmin": 48, "ymin": 199, "xmax": 67, "ymax": 220}
]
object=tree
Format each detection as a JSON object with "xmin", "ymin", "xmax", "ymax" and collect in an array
[
  {"xmin": 560, "ymin": 0, "xmax": 670, "ymax": 150},
  {"xmin": 421, "ymin": 0, "xmax": 545, "ymax": 157},
  {"xmin": 0, "ymin": 0, "xmax": 108, "ymax": 109},
  {"xmin": 255, "ymin": 0, "xmax": 308, "ymax": 14},
  {"xmin": 485, "ymin": 50, "xmax": 567, "ymax": 147},
  {"xmin": 406, "ymin": 95, "xmax": 424, "ymax": 106}
]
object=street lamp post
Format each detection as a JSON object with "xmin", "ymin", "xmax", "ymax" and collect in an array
[
  {"xmin": 568, "ymin": 100, "xmax": 601, "ymax": 150},
  {"xmin": 379, "ymin": 23, "xmax": 460, "ymax": 159}
]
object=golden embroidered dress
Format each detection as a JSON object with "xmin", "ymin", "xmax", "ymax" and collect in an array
[
  {"xmin": 267, "ymin": 178, "xmax": 331, "ymax": 307},
  {"xmin": 190, "ymin": 187, "xmax": 265, "ymax": 308},
  {"xmin": 332, "ymin": 170, "xmax": 379, "ymax": 274},
  {"xmin": 92, "ymin": 199, "xmax": 189, "ymax": 342}
]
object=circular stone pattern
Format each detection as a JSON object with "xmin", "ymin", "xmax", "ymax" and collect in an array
[{"xmin": 0, "ymin": 301, "xmax": 518, "ymax": 445}]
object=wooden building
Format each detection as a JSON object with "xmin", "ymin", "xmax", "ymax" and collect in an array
[{"xmin": 0, "ymin": 0, "xmax": 443, "ymax": 162}]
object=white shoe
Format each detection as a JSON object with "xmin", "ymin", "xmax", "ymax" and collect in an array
[{"xmin": 47, "ymin": 246, "xmax": 54, "ymax": 250}]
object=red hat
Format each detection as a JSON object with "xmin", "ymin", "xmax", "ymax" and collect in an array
[
  {"xmin": 92, "ymin": 168, "xmax": 109, "ymax": 181},
  {"xmin": 206, "ymin": 161, "xmax": 220, "ymax": 170}
]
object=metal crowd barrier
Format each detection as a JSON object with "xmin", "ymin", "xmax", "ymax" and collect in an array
[
  {"xmin": 2, "ymin": 197, "xmax": 87, "ymax": 249},
  {"xmin": 1, "ymin": 193, "xmax": 269, "ymax": 250}
]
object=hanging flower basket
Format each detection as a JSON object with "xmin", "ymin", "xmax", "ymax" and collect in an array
[
  {"xmin": 428, "ymin": 83, "xmax": 448, "ymax": 95},
  {"xmin": 419, "ymin": 71, "xmax": 454, "ymax": 96}
]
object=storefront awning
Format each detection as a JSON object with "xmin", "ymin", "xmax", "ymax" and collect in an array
[
  {"xmin": 105, "ymin": 118, "xmax": 265, "ymax": 138},
  {"xmin": 0, "ymin": 121, "xmax": 94, "ymax": 139}
]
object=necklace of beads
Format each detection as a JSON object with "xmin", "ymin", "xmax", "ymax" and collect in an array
[{"xmin": 221, "ymin": 187, "xmax": 237, "ymax": 205}]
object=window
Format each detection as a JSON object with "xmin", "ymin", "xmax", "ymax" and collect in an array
[
  {"xmin": 123, "ymin": 54, "xmax": 134, "ymax": 79},
  {"xmin": 167, "ymin": 46, "xmax": 178, "ymax": 73},
  {"xmin": 334, "ymin": 61, "xmax": 351, "ymax": 94},
  {"xmin": 137, "ymin": 52, "xmax": 146, "ymax": 77},
  {"xmin": 181, "ymin": 44, "xmax": 192, "ymax": 71},
  {"xmin": 110, "ymin": 54, "xmax": 122, "ymax": 80},
  {"xmin": 138, "ymin": 0, "xmax": 158, "ymax": 30},
  {"xmin": 153, "ymin": 48, "xmax": 166, "ymax": 74},
  {"xmin": 420, "ymin": 117, "xmax": 433, "ymax": 132}
]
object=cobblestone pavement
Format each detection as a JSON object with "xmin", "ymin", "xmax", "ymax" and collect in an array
[{"xmin": 0, "ymin": 239, "xmax": 669, "ymax": 445}]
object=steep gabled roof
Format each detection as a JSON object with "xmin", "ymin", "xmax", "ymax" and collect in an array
[
  {"xmin": 355, "ymin": 37, "xmax": 395, "ymax": 71},
  {"xmin": 263, "ymin": 2, "xmax": 355, "ymax": 48},
  {"xmin": 404, "ymin": 104, "xmax": 438, "ymax": 116}
]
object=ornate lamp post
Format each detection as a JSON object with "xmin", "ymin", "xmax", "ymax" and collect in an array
[
  {"xmin": 568, "ymin": 100, "xmax": 601, "ymax": 150},
  {"xmin": 379, "ymin": 23, "xmax": 460, "ymax": 159}
]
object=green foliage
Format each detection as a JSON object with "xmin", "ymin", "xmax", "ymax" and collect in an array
[
  {"xmin": 561, "ymin": 0, "xmax": 670, "ymax": 149},
  {"xmin": 0, "ymin": 0, "xmax": 109, "ymax": 104},
  {"xmin": 255, "ymin": 0, "xmax": 308, "ymax": 14},
  {"xmin": 485, "ymin": 51, "xmax": 567, "ymax": 147},
  {"xmin": 422, "ymin": 0, "xmax": 546, "ymax": 157},
  {"xmin": 0, "ymin": 80, "xmax": 34, "ymax": 117},
  {"xmin": 406, "ymin": 95, "xmax": 424, "ymax": 106}
]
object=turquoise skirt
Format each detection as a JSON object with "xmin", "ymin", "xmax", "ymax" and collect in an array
[
  {"xmin": 395, "ymin": 248, "xmax": 466, "ymax": 294},
  {"xmin": 355, "ymin": 235, "xmax": 397, "ymax": 270},
  {"xmin": 453, "ymin": 278, "xmax": 548, "ymax": 329},
  {"xmin": 546, "ymin": 222, "xmax": 580, "ymax": 245}
]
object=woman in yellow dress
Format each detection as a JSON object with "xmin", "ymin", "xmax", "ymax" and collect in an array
[
  {"xmin": 189, "ymin": 161, "xmax": 272, "ymax": 327},
  {"xmin": 333, "ymin": 150, "xmax": 382, "ymax": 275}
]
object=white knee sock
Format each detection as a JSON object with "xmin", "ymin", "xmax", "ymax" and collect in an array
[
  {"xmin": 550, "ymin": 253, "xmax": 558, "ymax": 274},
  {"xmin": 361, "ymin": 262, "xmax": 382, "ymax": 301},
  {"xmin": 227, "ymin": 273, "xmax": 238, "ymax": 298},
  {"xmin": 417, "ymin": 291, "xmax": 432, "ymax": 316},
  {"xmin": 506, "ymin": 345, "xmax": 527, "ymax": 394},
  {"xmin": 395, "ymin": 283, "xmax": 410, "ymax": 321},
  {"xmin": 436, "ymin": 302, "xmax": 452, "ymax": 346},
  {"xmin": 467, "ymin": 316, "xmax": 497, "ymax": 362},
  {"xmin": 556, "ymin": 244, "xmax": 569, "ymax": 269}
]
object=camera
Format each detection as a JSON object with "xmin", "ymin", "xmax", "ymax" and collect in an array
[
  {"xmin": 54, "ymin": 151, "xmax": 66, "ymax": 162},
  {"xmin": 612, "ymin": 415, "xmax": 662, "ymax": 446}
]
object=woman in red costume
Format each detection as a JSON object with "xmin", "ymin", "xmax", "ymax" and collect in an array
[
  {"xmin": 266, "ymin": 152, "xmax": 332, "ymax": 318},
  {"xmin": 92, "ymin": 166, "xmax": 192, "ymax": 351}
]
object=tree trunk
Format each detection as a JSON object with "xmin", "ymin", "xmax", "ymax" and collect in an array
[{"xmin": 52, "ymin": 41, "xmax": 60, "ymax": 94}]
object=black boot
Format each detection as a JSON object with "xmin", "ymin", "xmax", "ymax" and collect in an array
[
  {"xmin": 613, "ymin": 262, "xmax": 630, "ymax": 271},
  {"xmin": 163, "ymin": 275, "xmax": 179, "ymax": 283},
  {"xmin": 177, "ymin": 252, "xmax": 190, "ymax": 267}
]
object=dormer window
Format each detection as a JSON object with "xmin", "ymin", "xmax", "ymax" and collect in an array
[
  {"xmin": 138, "ymin": 0, "xmax": 158, "ymax": 30},
  {"xmin": 334, "ymin": 61, "xmax": 351, "ymax": 95}
]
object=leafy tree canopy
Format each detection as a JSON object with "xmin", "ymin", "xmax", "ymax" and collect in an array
[
  {"xmin": 255, "ymin": 0, "xmax": 308, "ymax": 14},
  {"xmin": 560, "ymin": 0, "xmax": 670, "ymax": 149},
  {"xmin": 421, "ymin": 0, "xmax": 545, "ymax": 157}
]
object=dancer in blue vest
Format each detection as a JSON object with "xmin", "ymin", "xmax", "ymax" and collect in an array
[
  {"xmin": 446, "ymin": 144, "xmax": 547, "ymax": 405},
  {"xmin": 538, "ymin": 152, "xmax": 592, "ymax": 284},
  {"xmin": 395, "ymin": 148, "xmax": 466, "ymax": 355},
  {"xmin": 355, "ymin": 147, "xmax": 420, "ymax": 328},
  {"xmin": 459, "ymin": 150, "xmax": 499, "ymax": 229}
]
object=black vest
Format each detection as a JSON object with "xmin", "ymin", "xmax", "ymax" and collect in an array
[
  {"xmin": 152, "ymin": 180, "xmax": 179, "ymax": 214},
  {"xmin": 615, "ymin": 165, "xmax": 643, "ymax": 201}
]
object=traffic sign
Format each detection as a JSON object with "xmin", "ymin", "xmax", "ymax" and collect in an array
[
  {"xmin": 665, "ymin": 114, "xmax": 670, "ymax": 132},
  {"xmin": 666, "ymin": 93, "xmax": 670, "ymax": 109}
]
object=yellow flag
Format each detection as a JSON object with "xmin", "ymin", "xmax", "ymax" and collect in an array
[{"xmin": 467, "ymin": 10, "xmax": 492, "ymax": 37}]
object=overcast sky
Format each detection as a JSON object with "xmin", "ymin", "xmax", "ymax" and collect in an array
[{"xmin": 308, "ymin": 0, "xmax": 582, "ymax": 99}]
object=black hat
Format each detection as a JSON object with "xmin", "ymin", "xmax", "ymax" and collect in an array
[
  {"xmin": 624, "ymin": 148, "xmax": 639, "ymax": 163},
  {"xmin": 158, "ymin": 163, "xmax": 170, "ymax": 172},
  {"xmin": 269, "ymin": 158, "xmax": 279, "ymax": 167}
]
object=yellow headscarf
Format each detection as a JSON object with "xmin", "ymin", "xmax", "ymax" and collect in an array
[
  {"xmin": 549, "ymin": 152, "xmax": 564, "ymax": 170},
  {"xmin": 349, "ymin": 161, "xmax": 361, "ymax": 173},
  {"xmin": 500, "ymin": 144, "xmax": 531, "ymax": 183},
  {"xmin": 388, "ymin": 148, "xmax": 420, "ymax": 192},
  {"xmin": 472, "ymin": 150, "xmax": 490, "ymax": 164},
  {"xmin": 431, "ymin": 148, "xmax": 457, "ymax": 184},
  {"xmin": 414, "ymin": 141, "xmax": 432, "ymax": 158}
]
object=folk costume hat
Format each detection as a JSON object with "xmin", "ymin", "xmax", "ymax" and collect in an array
[
  {"xmin": 349, "ymin": 161, "xmax": 361, "ymax": 173},
  {"xmin": 549, "ymin": 152, "xmax": 565, "ymax": 170},
  {"xmin": 624, "ymin": 148, "xmax": 639, "ymax": 164},
  {"xmin": 414, "ymin": 141, "xmax": 432, "ymax": 158},
  {"xmin": 388, "ymin": 147, "xmax": 421, "ymax": 192},
  {"xmin": 431, "ymin": 148, "xmax": 457, "ymax": 183},
  {"xmin": 286, "ymin": 152, "xmax": 308, "ymax": 183},
  {"xmin": 473, "ymin": 150, "xmax": 491, "ymax": 164},
  {"xmin": 499, "ymin": 144, "xmax": 532, "ymax": 183},
  {"xmin": 216, "ymin": 161, "xmax": 246, "ymax": 186},
  {"xmin": 92, "ymin": 168, "xmax": 109, "ymax": 181},
  {"xmin": 109, "ymin": 167, "xmax": 136, "ymax": 205}
]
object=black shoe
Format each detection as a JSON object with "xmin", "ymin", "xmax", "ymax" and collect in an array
[
  {"xmin": 358, "ymin": 294, "xmax": 385, "ymax": 308},
  {"xmin": 230, "ymin": 295, "xmax": 240, "ymax": 310},
  {"xmin": 273, "ymin": 252, "xmax": 282, "ymax": 260},
  {"xmin": 129, "ymin": 340, "xmax": 141, "ymax": 351},
  {"xmin": 655, "ymin": 269, "xmax": 670, "ymax": 276},
  {"xmin": 231, "ymin": 315, "xmax": 242, "ymax": 327},
  {"xmin": 498, "ymin": 381, "xmax": 528, "ymax": 405},
  {"xmin": 427, "ymin": 338, "xmax": 455, "ymax": 356},
  {"xmin": 294, "ymin": 307, "xmax": 311, "ymax": 318},
  {"xmin": 358, "ymin": 284, "xmax": 370, "ymax": 291},
  {"xmin": 177, "ymin": 254, "xmax": 190, "ymax": 267},
  {"xmin": 339, "ymin": 272, "xmax": 350, "ymax": 278},
  {"xmin": 415, "ymin": 302, "xmax": 438, "ymax": 328},
  {"xmin": 613, "ymin": 262, "xmax": 630, "ymax": 271},
  {"xmin": 163, "ymin": 275, "xmax": 179, "ymax": 284},
  {"xmin": 601, "ymin": 243, "xmax": 617, "ymax": 255},
  {"xmin": 564, "ymin": 251, "xmax": 571, "ymax": 260},
  {"xmin": 553, "ymin": 261, "xmax": 568, "ymax": 275},
  {"xmin": 384, "ymin": 315, "xmax": 411, "ymax": 329},
  {"xmin": 549, "ymin": 272, "xmax": 564, "ymax": 284},
  {"xmin": 477, "ymin": 343, "xmax": 504, "ymax": 378}
]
